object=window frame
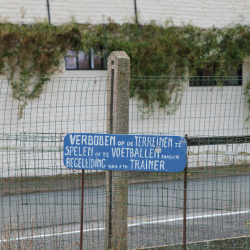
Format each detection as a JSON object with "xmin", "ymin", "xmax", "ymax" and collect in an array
[
  {"xmin": 65, "ymin": 47, "xmax": 107, "ymax": 70},
  {"xmin": 189, "ymin": 64, "xmax": 243, "ymax": 87}
]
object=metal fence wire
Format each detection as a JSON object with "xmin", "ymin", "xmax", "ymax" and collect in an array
[{"xmin": 1, "ymin": 76, "xmax": 250, "ymax": 249}]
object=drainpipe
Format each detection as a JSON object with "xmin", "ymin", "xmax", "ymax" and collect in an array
[
  {"xmin": 46, "ymin": 0, "xmax": 51, "ymax": 24},
  {"xmin": 134, "ymin": 0, "xmax": 138, "ymax": 24}
]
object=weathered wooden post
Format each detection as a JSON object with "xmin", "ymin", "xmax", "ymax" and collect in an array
[{"xmin": 105, "ymin": 51, "xmax": 130, "ymax": 249}]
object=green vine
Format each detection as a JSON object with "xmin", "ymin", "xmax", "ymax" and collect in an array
[
  {"xmin": 0, "ymin": 21, "xmax": 92, "ymax": 118},
  {"xmin": 1, "ymin": 20, "xmax": 250, "ymax": 118}
]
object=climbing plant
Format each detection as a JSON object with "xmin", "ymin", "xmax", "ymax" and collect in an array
[
  {"xmin": 1, "ymin": 20, "xmax": 250, "ymax": 118},
  {"xmin": 0, "ymin": 21, "xmax": 92, "ymax": 117}
]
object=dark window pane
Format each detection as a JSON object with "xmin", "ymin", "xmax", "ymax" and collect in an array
[
  {"xmin": 90, "ymin": 48, "xmax": 102, "ymax": 69},
  {"xmin": 200, "ymin": 67, "xmax": 215, "ymax": 86},
  {"xmin": 226, "ymin": 67, "xmax": 240, "ymax": 86},
  {"xmin": 190, "ymin": 64, "xmax": 242, "ymax": 87},
  {"xmin": 201, "ymin": 77, "xmax": 215, "ymax": 86},
  {"xmin": 103, "ymin": 52, "xmax": 109, "ymax": 69},
  {"xmin": 189, "ymin": 77, "xmax": 201, "ymax": 86},
  {"xmin": 226, "ymin": 77, "xmax": 239, "ymax": 86},
  {"xmin": 189, "ymin": 66, "xmax": 215, "ymax": 86},
  {"xmin": 201, "ymin": 67, "xmax": 213, "ymax": 76},
  {"xmin": 65, "ymin": 51, "xmax": 77, "ymax": 69},
  {"xmin": 78, "ymin": 51, "xmax": 90, "ymax": 69},
  {"xmin": 90, "ymin": 47, "xmax": 102, "ymax": 69},
  {"xmin": 92, "ymin": 55, "xmax": 102, "ymax": 69}
]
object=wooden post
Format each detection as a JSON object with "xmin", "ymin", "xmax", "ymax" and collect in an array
[{"xmin": 105, "ymin": 51, "xmax": 130, "ymax": 249}]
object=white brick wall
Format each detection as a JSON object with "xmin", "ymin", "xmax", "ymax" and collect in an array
[{"xmin": 0, "ymin": 0, "xmax": 249, "ymax": 27}]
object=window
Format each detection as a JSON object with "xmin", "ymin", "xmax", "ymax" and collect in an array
[
  {"xmin": 189, "ymin": 64, "xmax": 242, "ymax": 86},
  {"xmin": 65, "ymin": 47, "xmax": 109, "ymax": 70}
]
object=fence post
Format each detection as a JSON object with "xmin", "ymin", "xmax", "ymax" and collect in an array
[
  {"xmin": 105, "ymin": 51, "xmax": 130, "ymax": 249},
  {"xmin": 183, "ymin": 134, "xmax": 188, "ymax": 250}
]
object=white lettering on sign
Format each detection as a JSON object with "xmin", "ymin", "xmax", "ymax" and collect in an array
[
  {"xmin": 66, "ymin": 158, "xmax": 106, "ymax": 169},
  {"xmin": 64, "ymin": 146, "xmax": 93, "ymax": 157},
  {"xmin": 69, "ymin": 134, "xmax": 116, "ymax": 146},
  {"xmin": 64, "ymin": 134, "xmax": 186, "ymax": 172},
  {"xmin": 134, "ymin": 136, "xmax": 172, "ymax": 148},
  {"xmin": 111, "ymin": 147, "xmax": 157, "ymax": 158},
  {"xmin": 130, "ymin": 159, "xmax": 165, "ymax": 171}
]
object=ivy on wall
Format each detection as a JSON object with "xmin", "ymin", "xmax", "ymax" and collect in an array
[
  {"xmin": 0, "ymin": 20, "xmax": 250, "ymax": 118},
  {"xmin": 0, "ymin": 22, "xmax": 92, "ymax": 117}
]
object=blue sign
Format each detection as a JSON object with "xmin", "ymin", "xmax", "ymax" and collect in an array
[{"xmin": 63, "ymin": 133, "xmax": 187, "ymax": 172}]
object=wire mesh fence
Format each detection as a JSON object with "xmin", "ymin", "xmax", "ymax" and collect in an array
[{"xmin": 0, "ymin": 76, "xmax": 250, "ymax": 249}]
